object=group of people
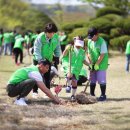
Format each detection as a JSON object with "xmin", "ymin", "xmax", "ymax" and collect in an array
[{"xmin": 6, "ymin": 22, "xmax": 109, "ymax": 106}]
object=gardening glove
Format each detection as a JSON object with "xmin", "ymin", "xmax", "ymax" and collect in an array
[{"xmin": 94, "ymin": 64, "xmax": 99, "ymax": 71}]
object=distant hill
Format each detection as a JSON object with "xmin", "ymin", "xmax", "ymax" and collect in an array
[
  {"xmin": 30, "ymin": 4, "xmax": 95, "ymax": 27},
  {"xmin": 31, "ymin": 4, "xmax": 95, "ymax": 17}
]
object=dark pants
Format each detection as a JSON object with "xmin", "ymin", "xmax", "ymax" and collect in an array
[
  {"xmin": 7, "ymin": 79, "xmax": 37, "ymax": 98},
  {"xmin": 77, "ymin": 76, "xmax": 87, "ymax": 85},
  {"xmin": 13, "ymin": 48, "xmax": 23, "ymax": 64},
  {"xmin": 61, "ymin": 45, "xmax": 65, "ymax": 53},
  {"xmin": 33, "ymin": 59, "xmax": 51, "ymax": 92}
]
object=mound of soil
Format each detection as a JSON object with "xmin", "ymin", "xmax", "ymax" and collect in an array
[{"xmin": 76, "ymin": 92, "xmax": 97, "ymax": 104}]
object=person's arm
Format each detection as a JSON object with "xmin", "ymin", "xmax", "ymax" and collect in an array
[
  {"xmin": 33, "ymin": 37, "xmax": 43, "ymax": 61},
  {"xmin": 37, "ymin": 81, "xmax": 61, "ymax": 104},
  {"xmin": 54, "ymin": 43, "xmax": 61, "ymax": 57},
  {"xmin": 95, "ymin": 54, "xmax": 105, "ymax": 65},
  {"xmin": 62, "ymin": 44, "xmax": 71, "ymax": 57},
  {"xmin": 28, "ymin": 71, "xmax": 63, "ymax": 104},
  {"xmin": 83, "ymin": 60, "xmax": 90, "ymax": 66}
]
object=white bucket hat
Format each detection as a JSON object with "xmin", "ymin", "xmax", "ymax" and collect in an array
[{"xmin": 74, "ymin": 39, "xmax": 84, "ymax": 47}]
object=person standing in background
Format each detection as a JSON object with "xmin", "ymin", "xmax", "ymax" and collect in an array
[
  {"xmin": 33, "ymin": 22, "xmax": 61, "ymax": 98},
  {"xmin": 0, "ymin": 28, "xmax": 3, "ymax": 55},
  {"xmin": 87, "ymin": 27, "xmax": 108, "ymax": 101},
  {"xmin": 3, "ymin": 31, "xmax": 12, "ymax": 55},
  {"xmin": 58, "ymin": 31, "xmax": 68, "ymax": 53},
  {"xmin": 125, "ymin": 40, "xmax": 130, "ymax": 73}
]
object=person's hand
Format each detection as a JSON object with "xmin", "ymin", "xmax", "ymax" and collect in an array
[
  {"xmin": 55, "ymin": 96, "xmax": 66, "ymax": 105},
  {"xmin": 67, "ymin": 73, "xmax": 73, "ymax": 79},
  {"xmin": 94, "ymin": 64, "xmax": 99, "ymax": 70},
  {"xmin": 58, "ymin": 98, "xmax": 66, "ymax": 105}
]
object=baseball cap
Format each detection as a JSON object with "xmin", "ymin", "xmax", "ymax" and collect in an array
[{"xmin": 87, "ymin": 27, "xmax": 98, "ymax": 39}]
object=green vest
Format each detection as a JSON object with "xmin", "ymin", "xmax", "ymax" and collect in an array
[
  {"xmin": 8, "ymin": 65, "xmax": 39, "ymax": 84},
  {"xmin": 59, "ymin": 35, "xmax": 67, "ymax": 45},
  {"xmin": 14, "ymin": 37, "xmax": 24, "ymax": 50},
  {"xmin": 62, "ymin": 47, "xmax": 85, "ymax": 79},
  {"xmin": 125, "ymin": 41, "xmax": 130, "ymax": 54},
  {"xmin": 79, "ymin": 67, "xmax": 87, "ymax": 77},
  {"xmin": 35, "ymin": 32, "xmax": 59, "ymax": 62},
  {"xmin": 3, "ymin": 33, "xmax": 11, "ymax": 44},
  {"xmin": 88, "ymin": 37, "xmax": 108, "ymax": 70}
]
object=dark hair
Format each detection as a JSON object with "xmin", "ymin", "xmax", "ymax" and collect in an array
[
  {"xmin": 44, "ymin": 23, "xmax": 58, "ymax": 33},
  {"xmin": 38, "ymin": 59, "xmax": 51, "ymax": 66}
]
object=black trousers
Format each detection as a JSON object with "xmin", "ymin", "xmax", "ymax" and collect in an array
[
  {"xmin": 77, "ymin": 76, "xmax": 87, "ymax": 85},
  {"xmin": 13, "ymin": 48, "xmax": 23, "ymax": 63},
  {"xmin": 7, "ymin": 79, "xmax": 37, "ymax": 98},
  {"xmin": 33, "ymin": 59, "xmax": 51, "ymax": 92}
]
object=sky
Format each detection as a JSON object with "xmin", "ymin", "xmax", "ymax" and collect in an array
[{"xmin": 30, "ymin": 0, "xmax": 86, "ymax": 5}]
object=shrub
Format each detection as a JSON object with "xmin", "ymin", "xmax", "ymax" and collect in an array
[
  {"xmin": 123, "ymin": 18, "xmax": 130, "ymax": 34},
  {"xmin": 96, "ymin": 6, "xmax": 123, "ymax": 17},
  {"xmin": 68, "ymin": 27, "xmax": 87, "ymax": 41},
  {"xmin": 113, "ymin": 19, "xmax": 124, "ymax": 28},
  {"xmin": 110, "ymin": 28, "xmax": 122, "ymax": 38},
  {"xmin": 88, "ymin": 17, "xmax": 113, "ymax": 34},
  {"xmin": 99, "ymin": 33, "xmax": 110, "ymax": 42},
  {"xmin": 61, "ymin": 23, "xmax": 75, "ymax": 34},
  {"xmin": 102, "ymin": 14, "xmax": 123, "ymax": 22},
  {"xmin": 110, "ymin": 35, "xmax": 130, "ymax": 52}
]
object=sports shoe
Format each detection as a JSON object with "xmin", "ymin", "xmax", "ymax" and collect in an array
[
  {"xmin": 70, "ymin": 95, "xmax": 76, "ymax": 102},
  {"xmin": 14, "ymin": 98, "xmax": 27, "ymax": 106},
  {"xmin": 98, "ymin": 95, "xmax": 107, "ymax": 101},
  {"xmin": 66, "ymin": 86, "xmax": 71, "ymax": 93},
  {"xmin": 32, "ymin": 92, "xmax": 38, "ymax": 99}
]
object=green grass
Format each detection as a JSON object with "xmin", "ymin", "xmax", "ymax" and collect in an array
[{"xmin": 0, "ymin": 51, "xmax": 130, "ymax": 130}]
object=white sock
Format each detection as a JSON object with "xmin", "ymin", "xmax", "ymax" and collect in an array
[{"xmin": 72, "ymin": 87, "xmax": 77, "ymax": 96}]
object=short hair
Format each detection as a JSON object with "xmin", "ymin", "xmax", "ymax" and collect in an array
[
  {"xmin": 38, "ymin": 59, "xmax": 51, "ymax": 67},
  {"xmin": 44, "ymin": 23, "xmax": 58, "ymax": 33}
]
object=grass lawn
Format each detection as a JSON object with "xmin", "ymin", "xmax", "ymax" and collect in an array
[{"xmin": 0, "ymin": 51, "xmax": 130, "ymax": 130}]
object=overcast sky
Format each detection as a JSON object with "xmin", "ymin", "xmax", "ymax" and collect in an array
[{"xmin": 30, "ymin": 0, "xmax": 87, "ymax": 5}]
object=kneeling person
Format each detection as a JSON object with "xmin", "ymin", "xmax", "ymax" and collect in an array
[{"xmin": 6, "ymin": 59, "xmax": 64, "ymax": 106}]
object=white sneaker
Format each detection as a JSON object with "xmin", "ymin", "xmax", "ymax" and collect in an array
[
  {"xmin": 32, "ymin": 92, "xmax": 38, "ymax": 99},
  {"xmin": 14, "ymin": 98, "xmax": 27, "ymax": 106}
]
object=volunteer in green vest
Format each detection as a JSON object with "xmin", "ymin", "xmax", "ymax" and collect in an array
[
  {"xmin": 3, "ymin": 31, "xmax": 12, "ymax": 55},
  {"xmin": 62, "ymin": 36, "xmax": 89, "ymax": 101},
  {"xmin": 125, "ymin": 40, "xmax": 130, "ymax": 73},
  {"xmin": 6, "ymin": 59, "xmax": 64, "ymax": 106},
  {"xmin": 13, "ymin": 36, "xmax": 25, "ymax": 65},
  {"xmin": 58, "ymin": 31, "xmax": 68, "ymax": 53},
  {"xmin": 33, "ymin": 23, "xmax": 61, "ymax": 98},
  {"xmin": 0, "ymin": 28, "xmax": 3, "ymax": 55},
  {"xmin": 87, "ymin": 27, "xmax": 108, "ymax": 101}
]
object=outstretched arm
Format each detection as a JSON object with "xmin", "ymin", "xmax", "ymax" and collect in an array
[{"xmin": 37, "ymin": 81, "xmax": 63, "ymax": 104}]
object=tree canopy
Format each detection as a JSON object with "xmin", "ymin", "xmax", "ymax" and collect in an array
[
  {"xmin": 82, "ymin": 0, "xmax": 130, "ymax": 14},
  {"xmin": 0, "ymin": 0, "xmax": 52, "ymax": 31}
]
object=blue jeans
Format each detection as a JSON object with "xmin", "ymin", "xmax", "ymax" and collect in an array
[
  {"xmin": 3, "ymin": 43, "xmax": 11, "ymax": 55},
  {"xmin": 126, "ymin": 54, "xmax": 130, "ymax": 72}
]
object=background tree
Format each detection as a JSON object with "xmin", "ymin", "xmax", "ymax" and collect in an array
[{"xmin": 82, "ymin": 0, "xmax": 130, "ymax": 14}]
